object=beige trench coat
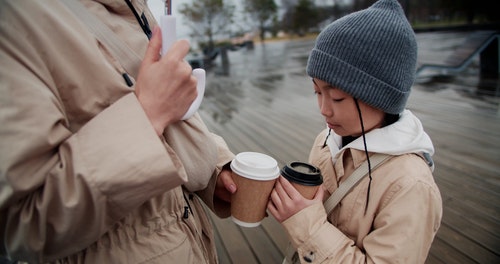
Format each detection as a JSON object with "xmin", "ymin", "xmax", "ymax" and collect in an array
[
  {"xmin": 0, "ymin": 0, "xmax": 234, "ymax": 263},
  {"xmin": 282, "ymin": 129, "xmax": 442, "ymax": 263}
]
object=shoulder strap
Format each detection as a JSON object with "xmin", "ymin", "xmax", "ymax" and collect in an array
[
  {"xmin": 60, "ymin": 0, "xmax": 142, "ymax": 77},
  {"xmin": 323, "ymin": 153, "xmax": 391, "ymax": 214}
]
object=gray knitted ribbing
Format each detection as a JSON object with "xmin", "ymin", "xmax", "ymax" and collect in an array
[{"xmin": 306, "ymin": 0, "xmax": 417, "ymax": 114}]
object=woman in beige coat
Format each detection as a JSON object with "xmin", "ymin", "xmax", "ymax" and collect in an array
[
  {"xmin": 268, "ymin": 0, "xmax": 442, "ymax": 263},
  {"xmin": 0, "ymin": 0, "xmax": 236, "ymax": 263}
]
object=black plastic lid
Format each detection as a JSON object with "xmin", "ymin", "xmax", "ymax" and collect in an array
[{"xmin": 281, "ymin": 161, "xmax": 323, "ymax": 186}]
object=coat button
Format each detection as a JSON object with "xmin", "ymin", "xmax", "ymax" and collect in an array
[{"xmin": 303, "ymin": 252, "xmax": 314, "ymax": 263}]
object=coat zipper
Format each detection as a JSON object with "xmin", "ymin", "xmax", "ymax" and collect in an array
[{"xmin": 182, "ymin": 193, "xmax": 194, "ymax": 219}]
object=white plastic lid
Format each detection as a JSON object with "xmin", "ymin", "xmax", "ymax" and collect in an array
[
  {"xmin": 231, "ymin": 216, "xmax": 261, "ymax": 228},
  {"xmin": 230, "ymin": 152, "xmax": 280, "ymax": 181}
]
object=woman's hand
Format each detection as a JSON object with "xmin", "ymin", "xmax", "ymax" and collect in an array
[
  {"xmin": 135, "ymin": 26, "xmax": 197, "ymax": 135},
  {"xmin": 267, "ymin": 176, "xmax": 324, "ymax": 223},
  {"xmin": 214, "ymin": 168, "xmax": 237, "ymax": 203}
]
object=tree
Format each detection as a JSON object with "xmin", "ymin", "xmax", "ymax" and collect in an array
[
  {"xmin": 243, "ymin": 0, "xmax": 278, "ymax": 42},
  {"xmin": 178, "ymin": 0, "xmax": 235, "ymax": 50},
  {"xmin": 291, "ymin": 0, "xmax": 317, "ymax": 36},
  {"xmin": 279, "ymin": 0, "xmax": 298, "ymax": 33}
]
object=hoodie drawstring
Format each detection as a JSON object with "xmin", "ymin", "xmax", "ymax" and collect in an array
[
  {"xmin": 124, "ymin": 0, "xmax": 152, "ymax": 39},
  {"xmin": 354, "ymin": 99, "xmax": 373, "ymax": 215}
]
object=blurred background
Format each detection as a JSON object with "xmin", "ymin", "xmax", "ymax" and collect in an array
[{"xmin": 147, "ymin": 0, "xmax": 499, "ymax": 57}]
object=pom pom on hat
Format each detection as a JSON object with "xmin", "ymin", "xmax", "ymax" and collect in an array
[{"xmin": 306, "ymin": 0, "xmax": 417, "ymax": 114}]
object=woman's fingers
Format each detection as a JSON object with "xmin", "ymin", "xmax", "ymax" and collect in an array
[{"xmin": 142, "ymin": 26, "xmax": 161, "ymax": 65}]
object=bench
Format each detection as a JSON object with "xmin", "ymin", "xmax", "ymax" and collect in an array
[{"xmin": 416, "ymin": 30, "xmax": 499, "ymax": 77}]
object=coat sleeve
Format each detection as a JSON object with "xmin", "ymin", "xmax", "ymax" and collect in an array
[
  {"xmin": 195, "ymin": 132, "xmax": 235, "ymax": 218},
  {"xmin": 282, "ymin": 177, "xmax": 442, "ymax": 263},
  {"xmin": 0, "ymin": 91, "xmax": 189, "ymax": 261}
]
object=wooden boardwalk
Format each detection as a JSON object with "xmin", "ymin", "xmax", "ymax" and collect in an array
[{"xmin": 198, "ymin": 31, "xmax": 500, "ymax": 264}]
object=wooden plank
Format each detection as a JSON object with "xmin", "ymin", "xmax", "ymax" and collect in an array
[
  {"xmin": 433, "ymin": 223, "xmax": 499, "ymax": 264},
  {"xmin": 260, "ymin": 217, "xmax": 288, "ymax": 256},
  {"xmin": 213, "ymin": 219, "xmax": 232, "ymax": 264},
  {"xmin": 424, "ymin": 253, "xmax": 446, "ymax": 264},
  {"xmin": 427, "ymin": 236, "xmax": 475, "ymax": 264},
  {"xmin": 209, "ymin": 212, "xmax": 259, "ymax": 264},
  {"xmin": 238, "ymin": 224, "xmax": 284, "ymax": 263}
]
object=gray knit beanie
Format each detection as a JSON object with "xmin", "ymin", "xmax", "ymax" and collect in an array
[{"xmin": 306, "ymin": 0, "xmax": 417, "ymax": 114}]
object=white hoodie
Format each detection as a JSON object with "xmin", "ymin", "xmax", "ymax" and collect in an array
[{"xmin": 326, "ymin": 109, "xmax": 434, "ymax": 170}]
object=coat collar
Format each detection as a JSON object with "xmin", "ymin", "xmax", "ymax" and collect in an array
[{"xmin": 333, "ymin": 148, "xmax": 368, "ymax": 182}]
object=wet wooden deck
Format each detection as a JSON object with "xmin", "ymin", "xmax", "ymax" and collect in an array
[{"xmin": 198, "ymin": 31, "xmax": 500, "ymax": 264}]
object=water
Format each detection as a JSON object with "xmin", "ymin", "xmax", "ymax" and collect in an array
[
  {"xmin": 201, "ymin": 39, "xmax": 317, "ymax": 125},
  {"xmin": 199, "ymin": 31, "xmax": 499, "ymax": 126}
]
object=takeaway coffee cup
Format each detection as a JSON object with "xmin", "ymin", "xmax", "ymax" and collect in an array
[
  {"xmin": 281, "ymin": 162, "xmax": 323, "ymax": 199},
  {"xmin": 230, "ymin": 152, "xmax": 280, "ymax": 227}
]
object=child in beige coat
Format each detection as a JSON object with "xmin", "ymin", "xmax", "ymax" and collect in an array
[{"xmin": 268, "ymin": 0, "xmax": 442, "ymax": 263}]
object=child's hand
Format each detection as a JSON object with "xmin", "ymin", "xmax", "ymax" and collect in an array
[{"xmin": 267, "ymin": 176, "xmax": 324, "ymax": 223}]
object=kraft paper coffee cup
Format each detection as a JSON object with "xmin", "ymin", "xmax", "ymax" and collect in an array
[
  {"xmin": 230, "ymin": 152, "xmax": 280, "ymax": 227},
  {"xmin": 281, "ymin": 162, "xmax": 323, "ymax": 199}
]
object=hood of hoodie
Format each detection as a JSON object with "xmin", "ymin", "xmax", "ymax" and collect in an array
[{"xmin": 327, "ymin": 109, "xmax": 434, "ymax": 162}]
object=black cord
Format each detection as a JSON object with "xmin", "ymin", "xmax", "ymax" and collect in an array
[
  {"xmin": 182, "ymin": 192, "xmax": 194, "ymax": 219},
  {"xmin": 124, "ymin": 0, "xmax": 152, "ymax": 39},
  {"xmin": 322, "ymin": 128, "xmax": 332, "ymax": 148},
  {"xmin": 354, "ymin": 99, "xmax": 372, "ymax": 215}
]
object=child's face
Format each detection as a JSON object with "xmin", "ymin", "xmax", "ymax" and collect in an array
[{"xmin": 312, "ymin": 78, "xmax": 385, "ymax": 137}]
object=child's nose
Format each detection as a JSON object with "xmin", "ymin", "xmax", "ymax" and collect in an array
[{"xmin": 320, "ymin": 98, "xmax": 333, "ymax": 117}]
